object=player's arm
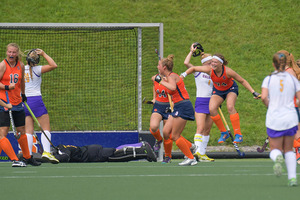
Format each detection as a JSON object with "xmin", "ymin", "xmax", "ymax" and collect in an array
[
  {"xmin": 183, "ymin": 44, "xmax": 197, "ymax": 69},
  {"xmin": 261, "ymin": 87, "xmax": 269, "ymax": 107},
  {"xmin": 0, "ymin": 99, "xmax": 12, "ymax": 109},
  {"xmin": 180, "ymin": 65, "xmax": 211, "ymax": 80},
  {"xmin": 156, "ymin": 74, "xmax": 177, "ymax": 91},
  {"xmin": 20, "ymin": 62, "xmax": 27, "ymax": 102},
  {"xmin": 227, "ymin": 67, "xmax": 260, "ymax": 98},
  {"xmin": 37, "ymin": 49, "xmax": 58, "ymax": 73}
]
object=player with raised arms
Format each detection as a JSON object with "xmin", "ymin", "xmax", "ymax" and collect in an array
[
  {"xmin": 181, "ymin": 53, "xmax": 260, "ymax": 144},
  {"xmin": 24, "ymin": 48, "xmax": 59, "ymax": 164},
  {"xmin": 183, "ymin": 43, "xmax": 214, "ymax": 162},
  {"xmin": 261, "ymin": 52, "xmax": 300, "ymax": 186}
]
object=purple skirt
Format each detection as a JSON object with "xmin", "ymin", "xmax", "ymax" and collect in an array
[
  {"xmin": 267, "ymin": 126, "xmax": 298, "ymax": 138},
  {"xmin": 195, "ymin": 97, "xmax": 210, "ymax": 114},
  {"xmin": 24, "ymin": 96, "xmax": 48, "ymax": 117}
]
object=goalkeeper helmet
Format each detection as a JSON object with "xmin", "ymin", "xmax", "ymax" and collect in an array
[
  {"xmin": 26, "ymin": 49, "xmax": 40, "ymax": 66},
  {"xmin": 192, "ymin": 43, "xmax": 204, "ymax": 57}
]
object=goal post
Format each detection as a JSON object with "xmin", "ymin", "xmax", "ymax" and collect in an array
[{"xmin": 0, "ymin": 23, "xmax": 163, "ymax": 132}]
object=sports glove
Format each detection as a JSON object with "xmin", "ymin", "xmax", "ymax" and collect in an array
[
  {"xmin": 21, "ymin": 93, "xmax": 27, "ymax": 102},
  {"xmin": 252, "ymin": 91, "xmax": 261, "ymax": 98},
  {"xmin": 192, "ymin": 42, "xmax": 204, "ymax": 57},
  {"xmin": 155, "ymin": 75, "xmax": 162, "ymax": 83}
]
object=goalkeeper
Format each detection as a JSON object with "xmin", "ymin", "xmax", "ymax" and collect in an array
[{"xmin": 52, "ymin": 141, "xmax": 157, "ymax": 163}]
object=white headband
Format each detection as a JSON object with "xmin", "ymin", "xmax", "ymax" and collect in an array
[
  {"xmin": 212, "ymin": 56, "xmax": 223, "ymax": 64},
  {"xmin": 201, "ymin": 56, "xmax": 213, "ymax": 64}
]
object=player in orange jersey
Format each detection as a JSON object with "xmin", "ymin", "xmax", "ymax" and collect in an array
[
  {"xmin": 181, "ymin": 53, "xmax": 260, "ymax": 144},
  {"xmin": 0, "ymin": 43, "xmax": 40, "ymax": 167},
  {"xmin": 155, "ymin": 54, "xmax": 197, "ymax": 166},
  {"xmin": 149, "ymin": 74, "xmax": 173, "ymax": 163}
]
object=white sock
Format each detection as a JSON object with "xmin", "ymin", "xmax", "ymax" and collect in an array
[
  {"xmin": 194, "ymin": 133, "xmax": 202, "ymax": 153},
  {"xmin": 199, "ymin": 135, "xmax": 210, "ymax": 155},
  {"xmin": 285, "ymin": 151, "xmax": 297, "ymax": 180},
  {"xmin": 270, "ymin": 149, "xmax": 282, "ymax": 162},
  {"xmin": 41, "ymin": 130, "xmax": 51, "ymax": 153},
  {"xmin": 26, "ymin": 133, "xmax": 33, "ymax": 155}
]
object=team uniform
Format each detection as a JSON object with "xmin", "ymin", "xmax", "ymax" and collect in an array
[
  {"xmin": 168, "ymin": 72, "xmax": 195, "ymax": 121},
  {"xmin": 193, "ymin": 71, "xmax": 214, "ymax": 162},
  {"xmin": 0, "ymin": 59, "xmax": 25, "ymax": 127},
  {"xmin": 262, "ymin": 71, "xmax": 300, "ymax": 186},
  {"xmin": 23, "ymin": 64, "xmax": 48, "ymax": 117},
  {"xmin": 211, "ymin": 66, "xmax": 239, "ymax": 99},
  {"xmin": 52, "ymin": 141, "xmax": 157, "ymax": 163},
  {"xmin": 152, "ymin": 75, "xmax": 171, "ymax": 120}
]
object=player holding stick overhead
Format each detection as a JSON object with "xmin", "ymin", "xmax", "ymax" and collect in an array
[
  {"xmin": 24, "ymin": 48, "xmax": 59, "ymax": 164},
  {"xmin": 276, "ymin": 50, "xmax": 300, "ymax": 164},
  {"xmin": 156, "ymin": 54, "xmax": 197, "ymax": 166},
  {"xmin": 149, "ymin": 73, "xmax": 173, "ymax": 163},
  {"xmin": 0, "ymin": 43, "xmax": 40, "ymax": 167},
  {"xmin": 183, "ymin": 43, "xmax": 214, "ymax": 162},
  {"xmin": 181, "ymin": 53, "xmax": 260, "ymax": 144},
  {"xmin": 261, "ymin": 53, "xmax": 300, "ymax": 186}
]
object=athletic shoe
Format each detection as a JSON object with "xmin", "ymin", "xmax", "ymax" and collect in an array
[
  {"xmin": 288, "ymin": 178, "xmax": 298, "ymax": 187},
  {"xmin": 218, "ymin": 131, "xmax": 229, "ymax": 144},
  {"xmin": 273, "ymin": 154, "xmax": 284, "ymax": 177},
  {"xmin": 22, "ymin": 156, "xmax": 42, "ymax": 166},
  {"xmin": 12, "ymin": 160, "xmax": 27, "ymax": 167},
  {"xmin": 190, "ymin": 143, "xmax": 196, "ymax": 153},
  {"xmin": 142, "ymin": 141, "xmax": 157, "ymax": 162},
  {"xmin": 296, "ymin": 147, "xmax": 300, "ymax": 165},
  {"xmin": 153, "ymin": 140, "xmax": 162, "ymax": 152},
  {"xmin": 42, "ymin": 152, "xmax": 60, "ymax": 164},
  {"xmin": 162, "ymin": 156, "xmax": 171, "ymax": 164},
  {"xmin": 233, "ymin": 134, "xmax": 243, "ymax": 143},
  {"xmin": 193, "ymin": 152, "xmax": 215, "ymax": 162},
  {"xmin": 178, "ymin": 157, "xmax": 197, "ymax": 166}
]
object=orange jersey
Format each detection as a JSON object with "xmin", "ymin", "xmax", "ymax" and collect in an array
[
  {"xmin": 0, "ymin": 59, "xmax": 23, "ymax": 105},
  {"xmin": 211, "ymin": 65, "xmax": 234, "ymax": 91},
  {"xmin": 167, "ymin": 73, "xmax": 189, "ymax": 103},
  {"xmin": 154, "ymin": 80, "xmax": 169, "ymax": 103}
]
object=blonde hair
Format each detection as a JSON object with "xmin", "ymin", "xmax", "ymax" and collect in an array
[
  {"xmin": 296, "ymin": 59, "xmax": 300, "ymax": 68},
  {"xmin": 6, "ymin": 43, "xmax": 24, "ymax": 62},
  {"xmin": 25, "ymin": 49, "xmax": 40, "ymax": 80},
  {"xmin": 161, "ymin": 54, "xmax": 174, "ymax": 71},
  {"xmin": 277, "ymin": 50, "xmax": 300, "ymax": 80}
]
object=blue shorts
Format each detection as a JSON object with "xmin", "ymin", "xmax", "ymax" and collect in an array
[
  {"xmin": 152, "ymin": 101, "xmax": 170, "ymax": 120},
  {"xmin": 0, "ymin": 110, "xmax": 25, "ymax": 127},
  {"xmin": 267, "ymin": 126, "xmax": 298, "ymax": 138},
  {"xmin": 171, "ymin": 100, "xmax": 195, "ymax": 121},
  {"xmin": 195, "ymin": 97, "xmax": 210, "ymax": 114},
  {"xmin": 23, "ymin": 96, "xmax": 48, "ymax": 117},
  {"xmin": 212, "ymin": 81, "xmax": 239, "ymax": 100}
]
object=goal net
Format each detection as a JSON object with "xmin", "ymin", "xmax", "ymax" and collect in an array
[{"xmin": 0, "ymin": 23, "xmax": 163, "ymax": 131}]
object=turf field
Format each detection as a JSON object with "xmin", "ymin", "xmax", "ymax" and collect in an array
[{"xmin": 0, "ymin": 159, "xmax": 298, "ymax": 200}]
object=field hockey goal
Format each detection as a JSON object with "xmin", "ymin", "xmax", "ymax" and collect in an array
[{"xmin": 0, "ymin": 23, "xmax": 163, "ymax": 132}]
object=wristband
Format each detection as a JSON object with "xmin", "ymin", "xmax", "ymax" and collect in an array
[
  {"xmin": 5, "ymin": 85, "xmax": 9, "ymax": 90},
  {"xmin": 181, "ymin": 72, "xmax": 187, "ymax": 78}
]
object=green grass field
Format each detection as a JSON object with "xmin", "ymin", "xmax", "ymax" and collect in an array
[{"xmin": 0, "ymin": 159, "xmax": 298, "ymax": 200}]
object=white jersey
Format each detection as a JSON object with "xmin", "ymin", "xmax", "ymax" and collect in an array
[
  {"xmin": 24, "ymin": 65, "xmax": 43, "ymax": 97},
  {"xmin": 262, "ymin": 71, "xmax": 300, "ymax": 130},
  {"xmin": 194, "ymin": 72, "xmax": 213, "ymax": 98}
]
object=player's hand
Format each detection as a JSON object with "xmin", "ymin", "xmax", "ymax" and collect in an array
[
  {"xmin": 35, "ymin": 49, "xmax": 44, "ymax": 56},
  {"xmin": 21, "ymin": 93, "xmax": 27, "ymax": 102},
  {"xmin": 9, "ymin": 83, "xmax": 15, "ymax": 90},
  {"xmin": 6, "ymin": 103, "xmax": 12, "ymax": 110},
  {"xmin": 252, "ymin": 91, "xmax": 261, "ymax": 99},
  {"xmin": 155, "ymin": 75, "xmax": 161, "ymax": 83}
]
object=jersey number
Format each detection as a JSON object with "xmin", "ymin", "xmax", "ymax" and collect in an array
[
  {"xmin": 10, "ymin": 73, "xmax": 19, "ymax": 84},
  {"xmin": 280, "ymin": 79, "xmax": 284, "ymax": 92}
]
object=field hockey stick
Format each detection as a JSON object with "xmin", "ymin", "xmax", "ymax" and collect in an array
[
  {"xmin": 5, "ymin": 91, "xmax": 20, "ymax": 139},
  {"xmin": 24, "ymin": 101, "xmax": 59, "ymax": 151},
  {"xmin": 142, "ymin": 97, "xmax": 153, "ymax": 104},
  {"xmin": 32, "ymin": 131, "xmax": 44, "ymax": 154},
  {"xmin": 167, "ymin": 94, "xmax": 174, "ymax": 112},
  {"xmin": 257, "ymin": 137, "xmax": 269, "ymax": 153},
  {"xmin": 218, "ymin": 107, "xmax": 245, "ymax": 157}
]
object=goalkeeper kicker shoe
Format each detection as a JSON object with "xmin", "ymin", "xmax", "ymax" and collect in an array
[
  {"xmin": 193, "ymin": 152, "xmax": 215, "ymax": 162},
  {"xmin": 179, "ymin": 157, "xmax": 197, "ymax": 166},
  {"xmin": 42, "ymin": 152, "xmax": 59, "ymax": 164},
  {"xmin": 21, "ymin": 156, "xmax": 41, "ymax": 166},
  {"xmin": 218, "ymin": 131, "xmax": 229, "ymax": 144}
]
